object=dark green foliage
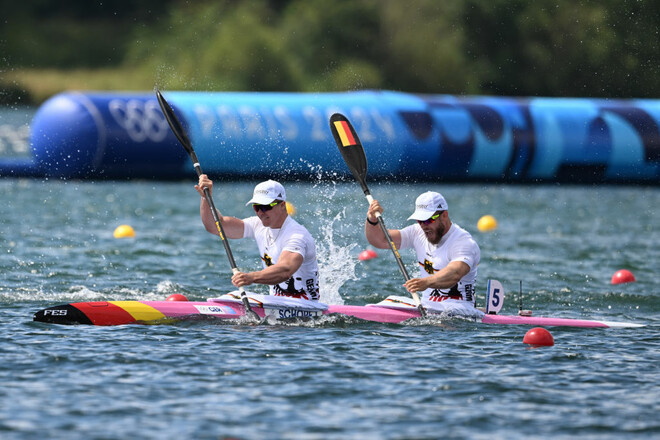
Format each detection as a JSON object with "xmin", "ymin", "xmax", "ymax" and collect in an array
[{"xmin": 1, "ymin": 0, "xmax": 658, "ymax": 97}]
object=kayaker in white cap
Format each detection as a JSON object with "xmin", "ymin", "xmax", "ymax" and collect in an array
[
  {"xmin": 196, "ymin": 175, "xmax": 320, "ymax": 301},
  {"xmin": 365, "ymin": 191, "xmax": 480, "ymax": 311}
]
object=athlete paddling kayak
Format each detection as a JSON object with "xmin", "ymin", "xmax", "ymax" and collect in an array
[
  {"xmin": 196, "ymin": 176, "xmax": 320, "ymax": 301},
  {"xmin": 365, "ymin": 191, "xmax": 481, "ymax": 316}
]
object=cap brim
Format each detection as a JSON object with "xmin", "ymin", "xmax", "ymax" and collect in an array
[
  {"xmin": 407, "ymin": 210, "xmax": 435, "ymax": 221},
  {"xmin": 246, "ymin": 195, "xmax": 276, "ymax": 206}
]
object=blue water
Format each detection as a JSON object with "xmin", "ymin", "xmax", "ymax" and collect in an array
[
  {"xmin": 0, "ymin": 108, "xmax": 659, "ymax": 439},
  {"xmin": 1, "ymin": 179, "xmax": 658, "ymax": 440}
]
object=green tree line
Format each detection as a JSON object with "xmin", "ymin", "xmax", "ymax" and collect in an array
[{"xmin": 1, "ymin": 0, "xmax": 659, "ymax": 104}]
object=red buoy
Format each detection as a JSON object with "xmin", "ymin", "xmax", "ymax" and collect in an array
[
  {"xmin": 358, "ymin": 249, "xmax": 378, "ymax": 261},
  {"xmin": 523, "ymin": 327, "xmax": 554, "ymax": 347},
  {"xmin": 611, "ymin": 269, "xmax": 635, "ymax": 285},
  {"xmin": 166, "ymin": 294, "xmax": 189, "ymax": 302}
]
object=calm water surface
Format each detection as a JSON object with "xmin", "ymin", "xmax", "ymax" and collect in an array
[
  {"xmin": 1, "ymin": 179, "xmax": 658, "ymax": 440},
  {"xmin": 0, "ymin": 106, "xmax": 658, "ymax": 439}
]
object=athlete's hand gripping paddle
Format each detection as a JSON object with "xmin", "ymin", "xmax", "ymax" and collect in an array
[
  {"xmin": 329, "ymin": 113, "xmax": 426, "ymax": 317},
  {"xmin": 156, "ymin": 88, "xmax": 260, "ymax": 322}
]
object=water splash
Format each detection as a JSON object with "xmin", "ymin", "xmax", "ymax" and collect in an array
[
  {"xmin": 155, "ymin": 280, "xmax": 182, "ymax": 296},
  {"xmin": 316, "ymin": 213, "xmax": 357, "ymax": 305},
  {"xmin": 312, "ymin": 182, "xmax": 360, "ymax": 306}
]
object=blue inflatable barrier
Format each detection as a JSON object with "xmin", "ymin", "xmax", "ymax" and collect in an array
[{"xmin": 4, "ymin": 90, "xmax": 660, "ymax": 182}]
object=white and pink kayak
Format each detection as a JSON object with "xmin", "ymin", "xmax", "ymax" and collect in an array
[{"xmin": 33, "ymin": 291, "xmax": 643, "ymax": 329}]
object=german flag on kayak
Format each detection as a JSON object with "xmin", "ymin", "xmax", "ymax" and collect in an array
[{"xmin": 33, "ymin": 301, "xmax": 167, "ymax": 325}]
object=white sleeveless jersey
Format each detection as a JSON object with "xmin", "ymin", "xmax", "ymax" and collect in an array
[
  {"xmin": 243, "ymin": 216, "xmax": 320, "ymax": 300},
  {"xmin": 399, "ymin": 223, "xmax": 480, "ymax": 304}
]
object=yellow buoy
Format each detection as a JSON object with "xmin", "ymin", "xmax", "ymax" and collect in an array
[
  {"xmin": 477, "ymin": 215, "xmax": 498, "ymax": 232},
  {"xmin": 113, "ymin": 224, "xmax": 136, "ymax": 238},
  {"xmin": 286, "ymin": 202, "xmax": 296, "ymax": 216}
]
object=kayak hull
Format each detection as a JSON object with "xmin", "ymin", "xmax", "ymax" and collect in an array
[{"xmin": 33, "ymin": 299, "xmax": 642, "ymax": 328}]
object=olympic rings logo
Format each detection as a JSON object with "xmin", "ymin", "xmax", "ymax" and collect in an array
[{"xmin": 108, "ymin": 99, "xmax": 169, "ymax": 143}]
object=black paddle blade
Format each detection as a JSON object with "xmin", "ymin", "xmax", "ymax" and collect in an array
[
  {"xmin": 329, "ymin": 113, "xmax": 370, "ymax": 195},
  {"xmin": 156, "ymin": 89, "xmax": 195, "ymax": 157}
]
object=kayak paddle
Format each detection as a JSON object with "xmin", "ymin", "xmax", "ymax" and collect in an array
[
  {"xmin": 156, "ymin": 88, "xmax": 260, "ymax": 321},
  {"xmin": 329, "ymin": 113, "xmax": 426, "ymax": 317}
]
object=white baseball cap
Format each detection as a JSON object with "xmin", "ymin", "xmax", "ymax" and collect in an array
[
  {"xmin": 246, "ymin": 180, "xmax": 287, "ymax": 205},
  {"xmin": 407, "ymin": 191, "xmax": 448, "ymax": 221}
]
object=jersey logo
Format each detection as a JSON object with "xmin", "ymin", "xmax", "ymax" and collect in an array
[
  {"xmin": 429, "ymin": 285, "xmax": 463, "ymax": 301},
  {"xmin": 273, "ymin": 277, "xmax": 319, "ymax": 301},
  {"xmin": 428, "ymin": 284, "xmax": 472, "ymax": 302},
  {"xmin": 419, "ymin": 259, "xmax": 435, "ymax": 274}
]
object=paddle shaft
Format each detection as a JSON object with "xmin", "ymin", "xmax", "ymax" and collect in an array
[
  {"xmin": 363, "ymin": 192, "xmax": 424, "ymax": 315},
  {"xmin": 192, "ymin": 160, "xmax": 239, "ymax": 271},
  {"xmin": 189, "ymin": 153, "xmax": 259, "ymax": 320},
  {"xmin": 365, "ymin": 194, "xmax": 412, "ymax": 283},
  {"xmin": 329, "ymin": 113, "xmax": 424, "ymax": 315},
  {"xmin": 156, "ymin": 89, "xmax": 258, "ymax": 320}
]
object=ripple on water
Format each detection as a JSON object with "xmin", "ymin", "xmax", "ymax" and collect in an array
[{"xmin": 0, "ymin": 180, "xmax": 658, "ymax": 439}]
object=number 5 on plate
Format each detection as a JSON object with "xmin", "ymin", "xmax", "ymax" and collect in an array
[{"xmin": 486, "ymin": 279, "xmax": 505, "ymax": 314}]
